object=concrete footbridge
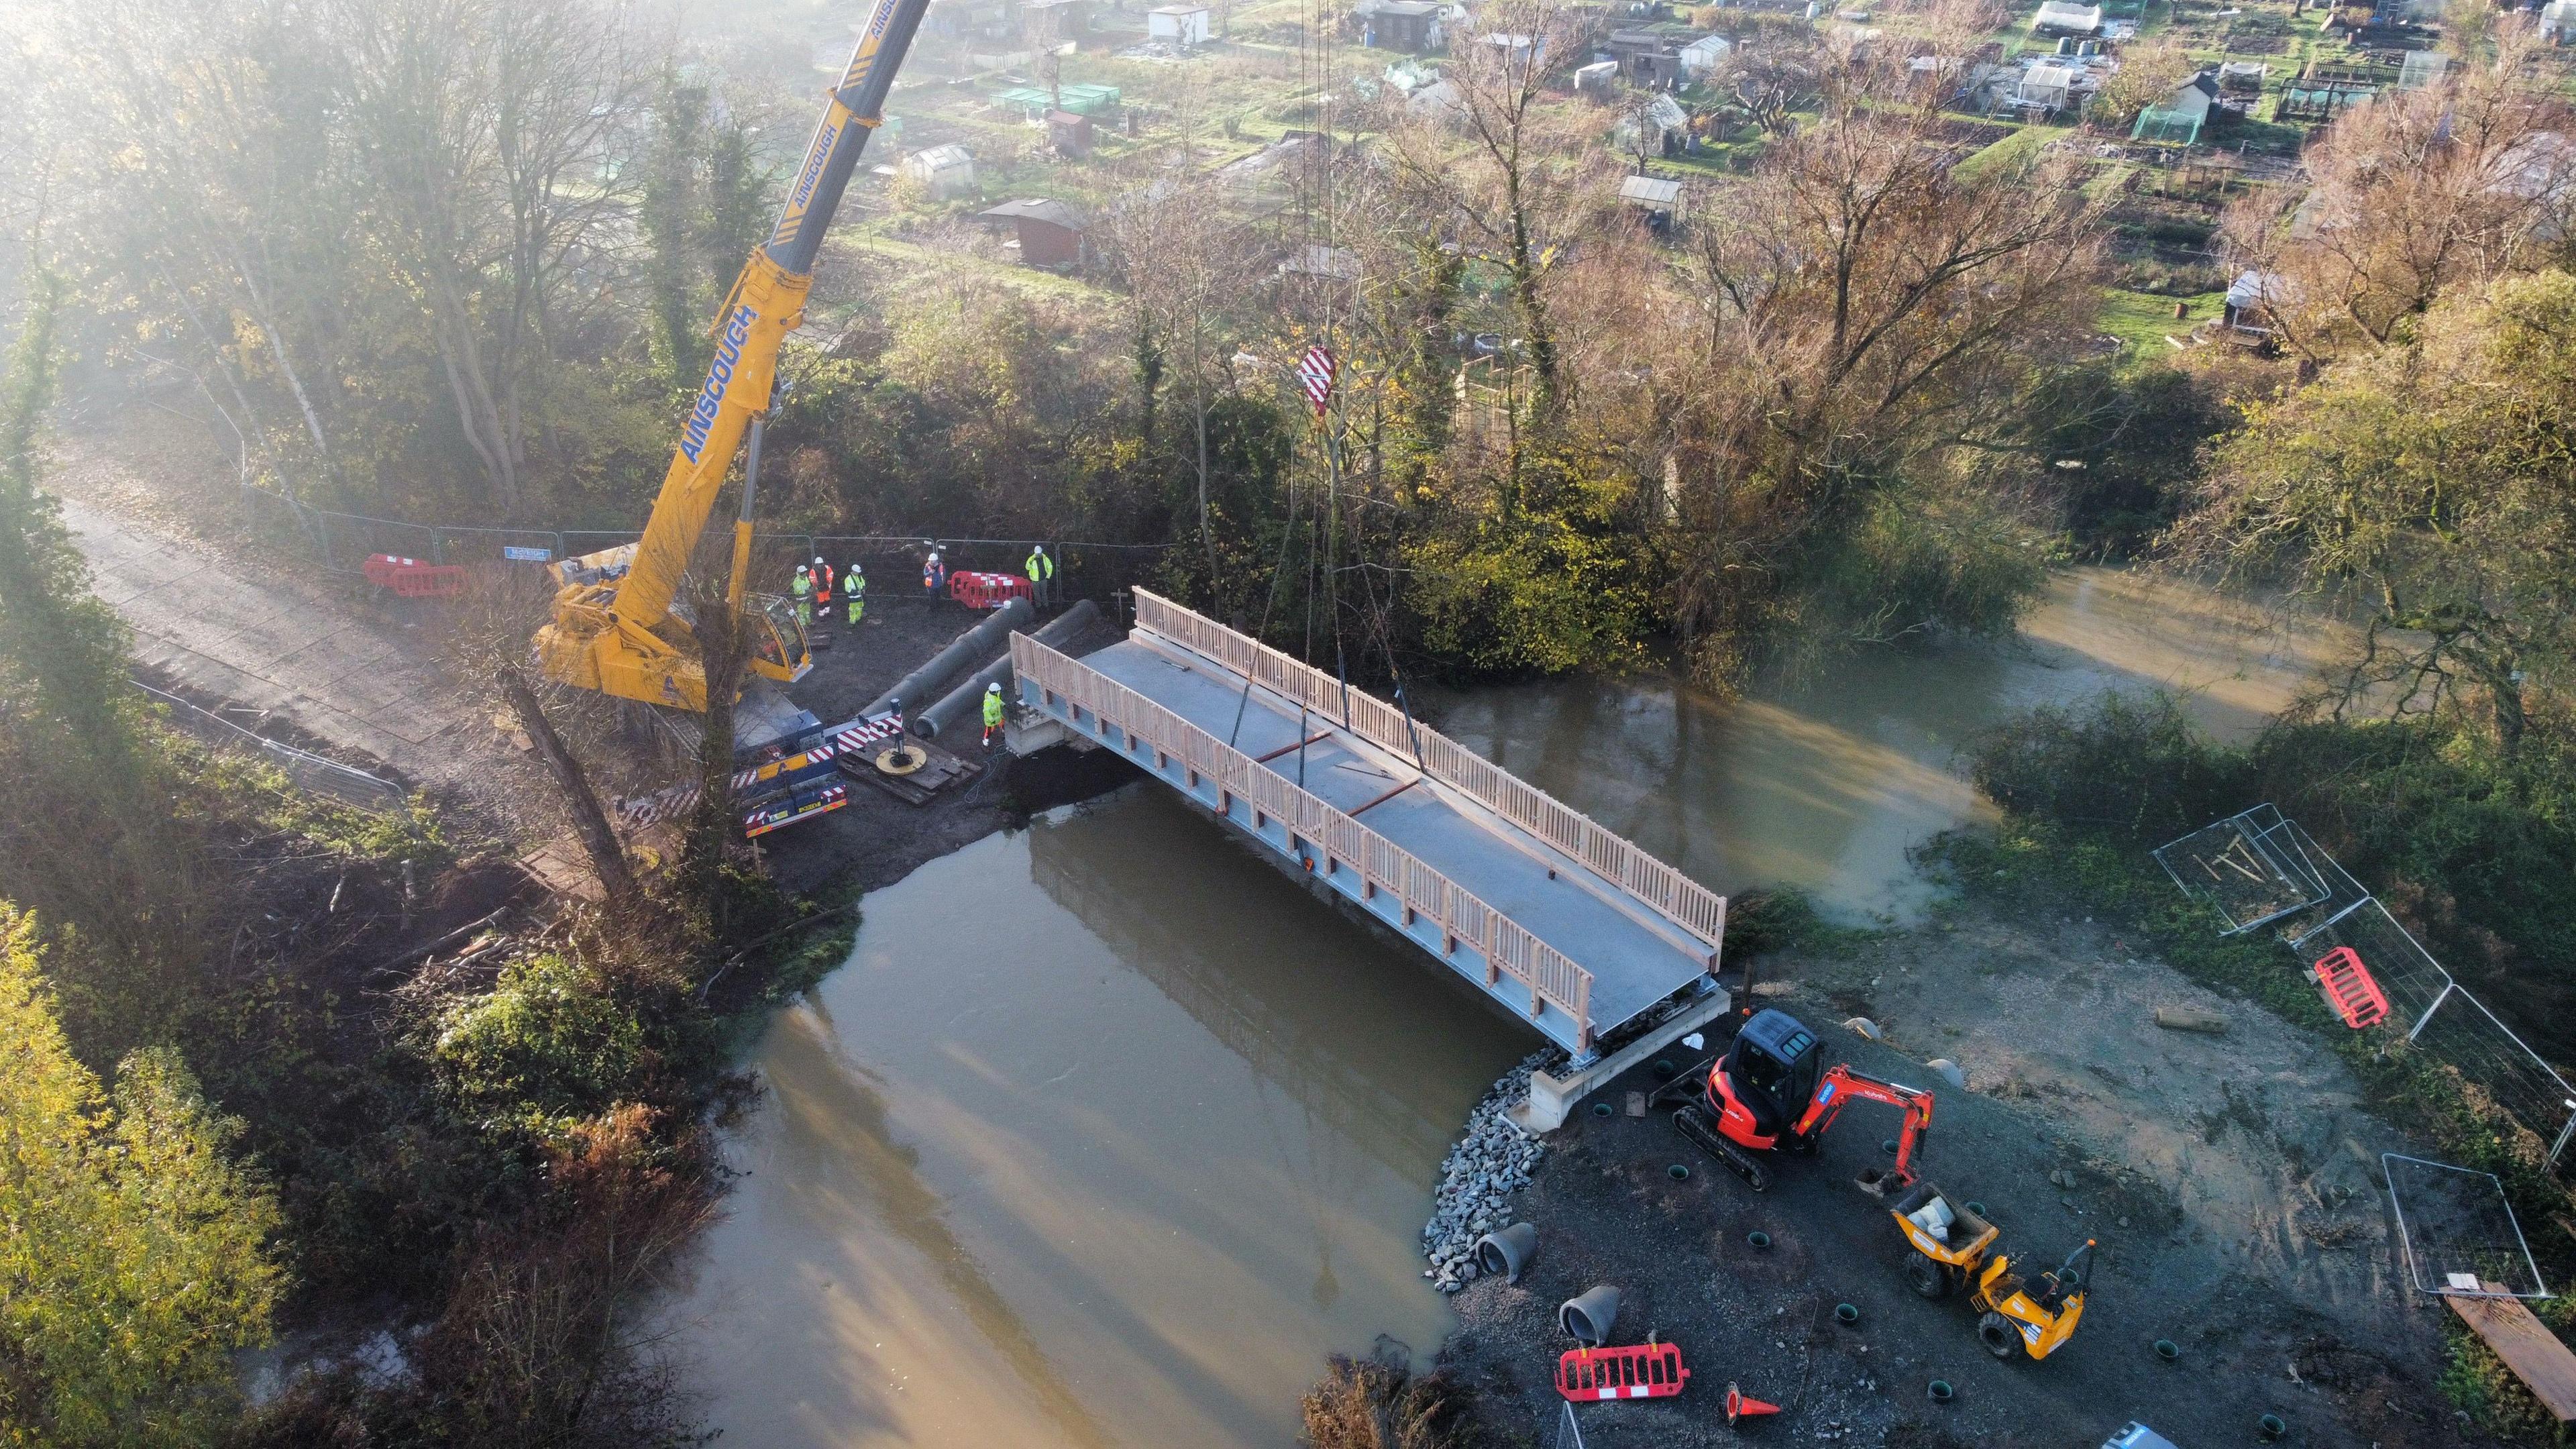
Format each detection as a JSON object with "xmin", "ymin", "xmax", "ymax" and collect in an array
[{"xmin": 1010, "ymin": 590, "xmax": 1731, "ymax": 1120}]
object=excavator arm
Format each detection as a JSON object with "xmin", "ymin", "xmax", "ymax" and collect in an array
[
  {"xmin": 1790, "ymin": 1066, "xmax": 1936, "ymax": 1187},
  {"xmin": 535, "ymin": 0, "xmax": 931, "ymax": 708}
]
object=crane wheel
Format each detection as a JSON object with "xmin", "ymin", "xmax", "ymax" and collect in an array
[
  {"xmin": 1905, "ymin": 1256, "xmax": 1949, "ymax": 1299},
  {"xmin": 1977, "ymin": 1311, "xmax": 2021, "ymax": 1359}
]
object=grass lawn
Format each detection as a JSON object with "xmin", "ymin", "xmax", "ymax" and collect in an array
[
  {"xmin": 1952, "ymin": 121, "xmax": 2053, "ymax": 182},
  {"xmin": 2096, "ymin": 285, "xmax": 2226, "ymax": 363}
]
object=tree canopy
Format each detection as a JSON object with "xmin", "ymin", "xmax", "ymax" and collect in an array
[{"xmin": 0, "ymin": 906, "xmax": 281, "ymax": 1449}]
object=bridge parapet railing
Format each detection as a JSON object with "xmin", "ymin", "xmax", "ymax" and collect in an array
[
  {"xmin": 1130, "ymin": 588, "xmax": 1726, "ymax": 956},
  {"xmin": 1014, "ymin": 633, "xmax": 1597, "ymax": 1051}
]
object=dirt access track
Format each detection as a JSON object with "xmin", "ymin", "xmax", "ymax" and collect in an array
[
  {"xmin": 42, "ymin": 411, "xmax": 1120, "ymax": 898},
  {"xmin": 1446, "ymin": 898, "xmax": 2474, "ymax": 1449}
]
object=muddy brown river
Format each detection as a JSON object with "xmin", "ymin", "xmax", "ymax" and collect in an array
[{"xmin": 665, "ymin": 567, "xmax": 2347, "ymax": 1447}]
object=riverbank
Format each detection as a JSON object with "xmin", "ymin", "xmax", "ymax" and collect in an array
[{"xmin": 1432, "ymin": 883, "xmax": 2469, "ymax": 1449}]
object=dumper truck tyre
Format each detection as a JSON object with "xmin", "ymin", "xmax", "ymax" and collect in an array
[
  {"xmin": 1906, "ymin": 1256, "xmax": 1948, "ymax": 1299},
  {"xmin": 1977, "ymin": 1311, "xmax": 2020, "ymax": 1359}
]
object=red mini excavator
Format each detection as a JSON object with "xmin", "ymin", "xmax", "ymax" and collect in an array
[{"xmin": 1672, "ymin": 1008, "xmax": 1935, "ymax": 1193}]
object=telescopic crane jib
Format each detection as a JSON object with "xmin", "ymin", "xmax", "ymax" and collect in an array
[{"xmin": 533, "ymin": 0, "xmax": 932, "ymax": 710}]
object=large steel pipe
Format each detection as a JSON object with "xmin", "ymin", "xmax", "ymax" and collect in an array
[
  {"xmin": 860, "ymin": 596, "xmax": 1034, "ymax": 719},
  {"xmin": 916, "ymin": 600, "xmax": 1099, "ymax": 740}
]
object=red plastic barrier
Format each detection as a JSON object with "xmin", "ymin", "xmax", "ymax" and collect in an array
[
  {"xmin": 364, "ymin": 553, "xmax": 466, "ymax": 600},
  {"xmin": 2312, "ymin": 946, "xmax": 2391, "ymax": 1030},
  {"xmin": 1555, "ymin": 1343, "xmax": 1690, "ymax": 1403},
  {"xmin": 947, "ymin": 570, "xmax": 1034, "ymax": 610}
]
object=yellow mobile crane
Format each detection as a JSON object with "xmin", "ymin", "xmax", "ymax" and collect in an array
[{"xmin": 535, "ymin": 0, "xmax": 932, "ymax": 709}]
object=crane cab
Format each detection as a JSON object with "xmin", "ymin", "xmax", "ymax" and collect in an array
[
  {"xmin": 1708, "ymin": 1008, "xmax": 1823, "ymax": 1150},
  {"xmin": 749, "ymin": 594, "xmax": 812, "ymax": 684}
]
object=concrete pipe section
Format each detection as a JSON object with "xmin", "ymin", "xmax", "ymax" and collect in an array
[
  {"xmin": 1474, "ymin": 1223, "xmax": 1538, "ymax": 1284},
  {"xmin": 917, "ymin": 599, "xmax": 1098, "ymax": 740},
  {"xmin": 860, "ymin": 595, "xmax": 1034, "ymax": 720},
  {"xmin": 1559, "ymin": 1285, "xmax": 1621, "ymax": 1346}
]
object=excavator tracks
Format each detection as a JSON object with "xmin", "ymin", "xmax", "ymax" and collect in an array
[{"xmin": 1672, "ymin": 1104, "xmax": 1770, "ymax": 1192}]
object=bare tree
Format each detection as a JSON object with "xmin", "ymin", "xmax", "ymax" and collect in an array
[
  {"xmin": 74, "ymin": 0, "xmax": 355, "ymax": 478},
  {"xmin": 1717, "ymin": 30, "xmax": 1825, "ymax": 138},
  {"xmin": 1097, "ymin": 95, "xmax": 1260, "ymax": 584},
  {"xmin": 2220, "ymin": 25, "xmax": 2574, "ymax": 359},
  {"xmin": 1385, "ymin": 0, "xmax": 1598, "ymax": 416},
  {"xmin": 1666, "ymin": 107, "xmax": 2108, "ymax": 680},
  {"xmin": 337, "ymin": 0, "xmax": 647, "ymax": 514}
]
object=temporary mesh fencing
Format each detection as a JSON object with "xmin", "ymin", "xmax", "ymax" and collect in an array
[
  {"xmin": 235, "ymin": 478, "xmax": 1165, "ymax": 586},
  {"xmin": 2381, "ymin": 1154, "xmax": 2551, "ymax": 1299},
  {"xmin": 2157, "ymin": 804, "xmax": 2576, "ymax": 1173},
  {"xmin": 136, "ymin": 680, "xmax": 409, "ymax": 814},
  {"xmin": 1550, "ymin": 1401, "xmax": 1589, "ymax": 1449}
]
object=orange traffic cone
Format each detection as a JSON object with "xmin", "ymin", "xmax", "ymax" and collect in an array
[{"xmin": 1725, "ymin": 1383, "xmax": 1781, "ymax": 1426}]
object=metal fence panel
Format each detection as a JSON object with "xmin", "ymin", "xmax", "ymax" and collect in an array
[
  {"xmin": 2408, "ymin": 991, "xmax": 2576, "ymax": 1169},
  {"xmin": 2152, "ymin": 804, "xmax": 2333, "ymax": 934},
  {"xmin": 2163, "ymin": 807, "xmax": 2576, "ymax": 1173},
  {"xmin": 2382, "ymin": 1154, "xmax": 2552, "ymax": 1299},
  {"xmin": 136, "ymin": 681, "xmax": 407, "ymax": 814}
]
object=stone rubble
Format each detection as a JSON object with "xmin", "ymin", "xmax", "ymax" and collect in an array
[{"xmin": 1420, "ymin": 1050, "xmax": 1560, "ymax": 1294}]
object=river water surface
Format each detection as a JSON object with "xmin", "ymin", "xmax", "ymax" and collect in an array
[{"xmin": 667, "ymin": 566, "xmax": 2348, "ymax": 1447}]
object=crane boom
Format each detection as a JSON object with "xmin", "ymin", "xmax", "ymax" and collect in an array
[{"xmin": 535, "ymin": 0, "xmax": 930, "ymax": 708}]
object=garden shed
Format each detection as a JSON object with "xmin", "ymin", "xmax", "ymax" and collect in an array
[
  {"xmin": 1148, "ymin": 3, "xmax": 1212, "ymax": 44},
  {"xmin": 1619, "ymin": 174, "xmax": 1686, "ymax": 232},
  {"xmin": 977, "ymin": 198, "xmax": 1091, "ymax": 269}
]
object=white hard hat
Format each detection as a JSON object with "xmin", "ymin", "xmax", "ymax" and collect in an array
[
  {"xmin": 987, "ymin": 682, "xmax": 1002, "ymax": 693},
  {"xmin": 796, "ymin": 564, "xmax": 809, "ymax": 574}
]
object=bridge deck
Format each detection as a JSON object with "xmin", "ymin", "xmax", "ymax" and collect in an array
[{"xmin": 1013, "ymin": 592, "xmax": 1723, "ymax": 1061}]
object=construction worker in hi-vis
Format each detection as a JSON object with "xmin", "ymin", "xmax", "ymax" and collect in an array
[
  {"xmin": 924, "ymin": 548, "xmax": 946, "ymax": 597},
  {"xmin": 812, "ymin": 555, "xmax": 833, "ymax": 610},
  {"xmin": 1025, "ymin": 543, "xmax": 1055, "ymax": 607},
  {"xmin": 791, "ymin": 564, "xmax": 812, "ymax": 626},
  {"xmin": 982, "ymin": 681, "xmax": 1006, "ymax": 749},
  {"xmin": 847, "ymin": 562, "xmax": 865, "ymax": 625}
]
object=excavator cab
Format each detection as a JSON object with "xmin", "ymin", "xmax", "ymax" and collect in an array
[
  {"xmin": 750, "ymin": 594, "xmax": 812, "ymax": 683},
  {"xmin": 1710, "ymin": 1008, "xmax": 1823, "ymax": 1147},
  {"xmin": 1675, "ymin": 1008, "xmax": 1933, "ymax": 1193}
]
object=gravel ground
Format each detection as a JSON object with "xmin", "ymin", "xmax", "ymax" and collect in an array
[{"xmin": 1440, "ymin": 898, "xmax": 2470, "ymax": 1449}]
